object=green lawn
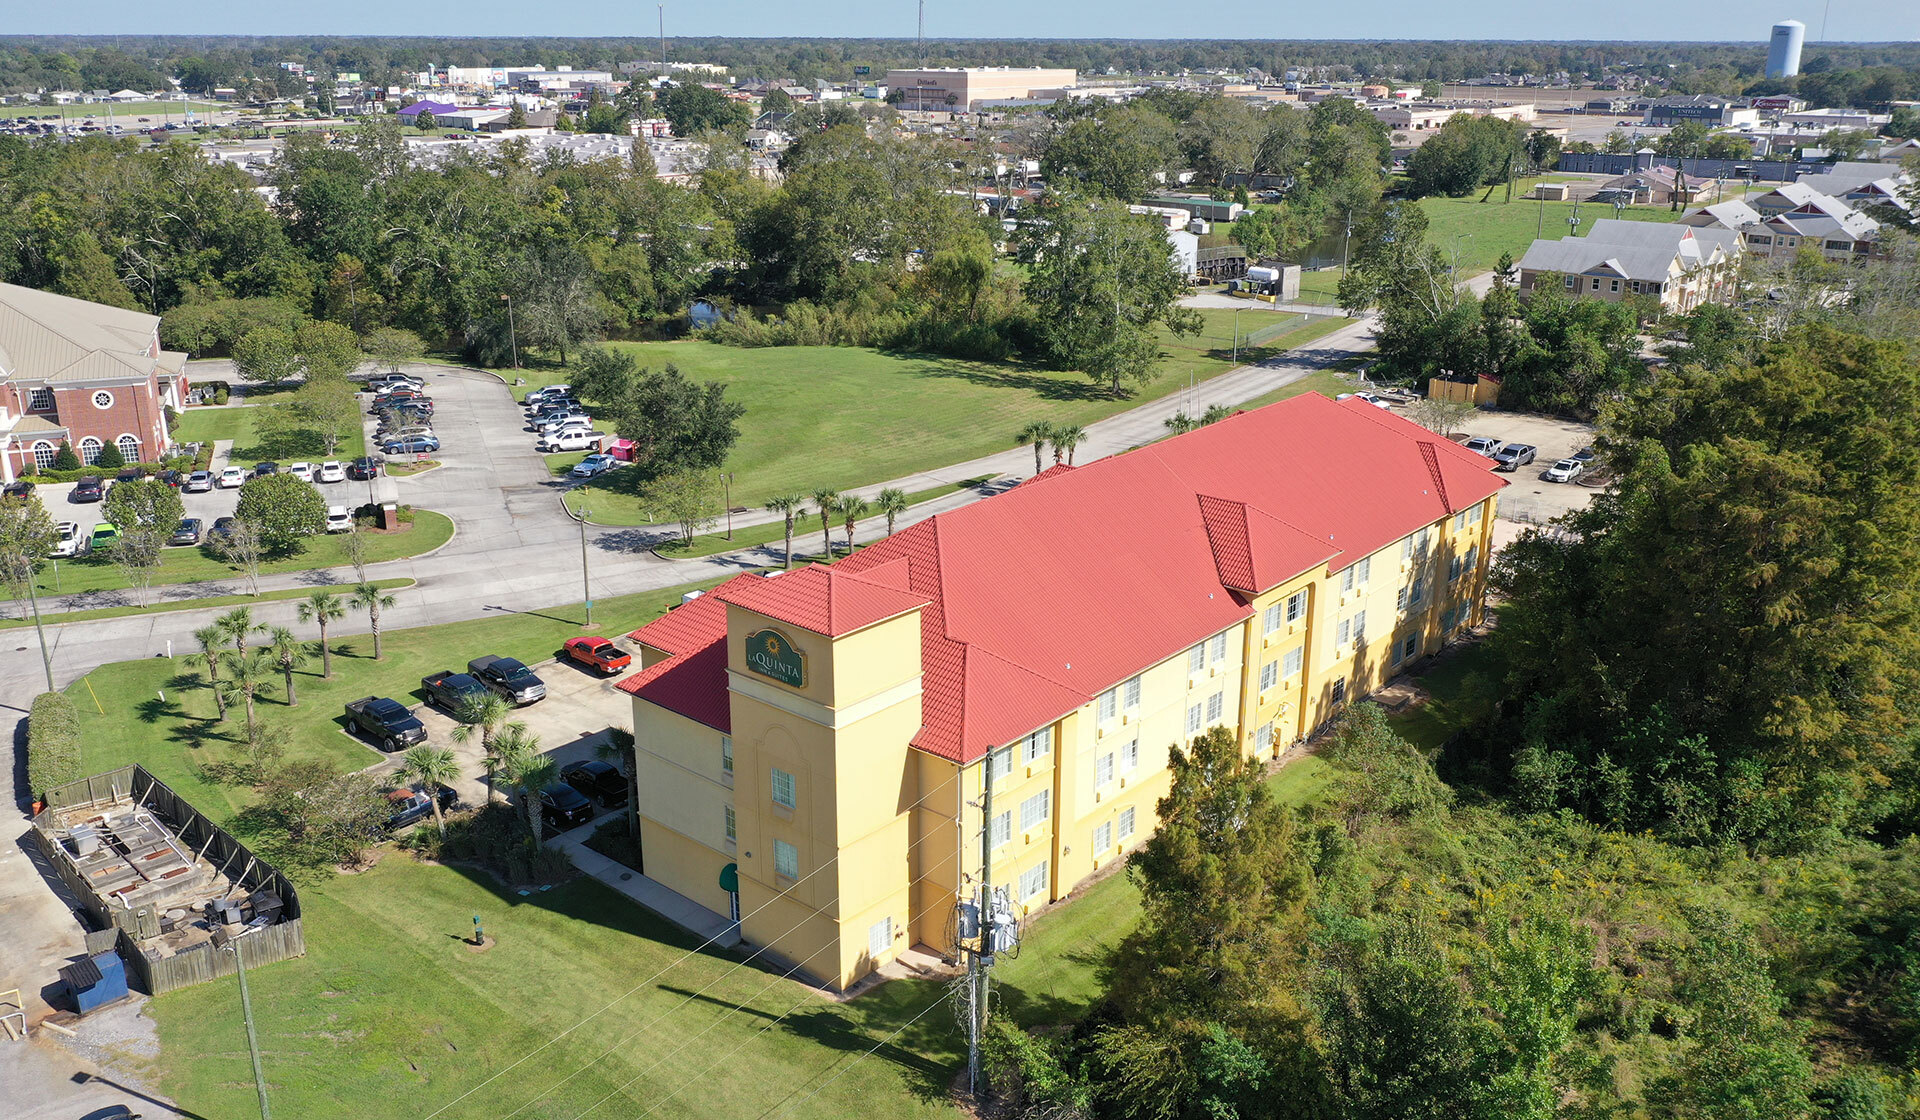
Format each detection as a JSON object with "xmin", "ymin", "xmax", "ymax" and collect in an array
[
  {"xmin": 1385, "ymin": 641, "xmax": 1494, "ymax": 751},
  {"xmin": 25, "ymin": 511, "xmax": 453, "ymax": 600},
  {"xmin": 1416, "ymin": 177, "xmax": 1691, "ymax": 277},
  {"xmin": 37, "ymin": 100, "xmax": 221, "ymax": 121},
  {"xmin": 173, "ymin": 403, "xmax": 367, "ymax": 461},
  {"xmin": 567, "ymin": 466, "xmax": 994, "ymax": 538},
  {"xmin": 0, "ymin": 577, "xmax": 411, "ymax": 632},
  {"xmin": 547, "ymin": 318, "xmax": 1352, "ymax": 510}
]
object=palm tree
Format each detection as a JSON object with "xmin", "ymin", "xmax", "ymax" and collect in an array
[
  {"xmin": 876, "ymin": 487, "xmax": 909, "ymax": 535},
  {"xmin": 1051, "ymin": 424, "xmax": 1087, "ymax": 466},
  {"xmin": 451, "ymin": 693, "xmax": 514, "ymax": 801},
  {"xmin": 193, "ymin": 623, "xmax": 227, "ymax": 721},
  {"xmin": 216, "ymin": 606, "xmax": 264, "ymax": 657},
  {"xmin": 810, "ymin": 487, "xmax": 840, "ymax": 558},
  {"xmin": 764, "ymin": 494, "xmax": 807, "ymax": 569},
  {"xmin": 297, "ymin": 590, "xmax": 347, "ymax": 679},
  {"xmin": 834, "ymin": 494, "xmax": 870, "ymax": 553},
  {"xmin": 265, "ymin": 626, "xmax": 307, "ymax": 707},
  {"xmin": 398, "ymin": 745, "xmax": 462, "ymax": 832},
  {"xmin": 218, "ymin": 648, "xmax": 275, "ymax": 739},
  {"xmin": 1016, "ymin": 420, "xmax": 1056, "ymax": 475},
  {"xmin": 350, "ymin": 583, "xmax": 398, "ymax": 660},
  {"xmin": 494, "ymin": 724, "xmax": 551, "ymax": 839}
]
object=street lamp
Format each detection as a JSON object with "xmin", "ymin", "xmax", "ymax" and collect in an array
[
  {"xmin": 578, "ymin": 504, "xmax": 592, "ymax": 628},
  {"xmin": 499, "ymin": 294, "xmax": 519, "ymax": 370},
  {"xmin": 722, "ymin": 471, "xmax": 734, "ymax": 540},
  {"xmin": 1231, "ymin": 307, "xmax": 1244, "ymax": 364},
  {"xmin": 212, "ymin": 927, "xmax": 271, "ymax": 1120}
]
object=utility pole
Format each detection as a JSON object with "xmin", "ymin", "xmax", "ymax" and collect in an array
[
  {"xmin": 216, "ymin": 932, "xmax": 271, "ymax": 1120},
  {"xmin": 24, "ymin": 573, "xmax": 54, "ymax": 693},
  {"xmin": 658, "ymin": 4, "xmax": 667, "ymax": 71},
  {"xmin": 579, "ymin": 504, "xmax": 592, "ymax": 627},
  {"xmin": 499, "ymin": 294, "xmax": 518, "ymax": 369},
  {"xmin": 917, "ymin": 0, "xmax": 926, "ymax": 61},
  {"xmin": 966, "ymin": 753, "xmax": 996, "ymax": 1097},
  {"xmin": 723, "ymin": 472, "xmax": 734, "ymax": 540}
]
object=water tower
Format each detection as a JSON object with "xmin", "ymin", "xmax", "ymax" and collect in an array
[{"xmin": 1767, "ymin": 20, "xmax": 1806, "ymax": 79}]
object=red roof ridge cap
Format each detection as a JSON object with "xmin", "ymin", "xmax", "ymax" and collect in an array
[{"xmin": 1417, "ymin": 440, "xmax": 1454, "ymax": 514}]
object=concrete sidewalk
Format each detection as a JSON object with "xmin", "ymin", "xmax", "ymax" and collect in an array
[{"xmin": 545, "ymin": 822, "xmax": 740, "ymax": 948}]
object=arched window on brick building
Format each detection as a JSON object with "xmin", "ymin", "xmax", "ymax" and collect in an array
[
  {"xmin": 79, "ymin": 437, "xmax": 102, "ymax": 466},
  {"xmin": 117, "ymin": 434, "xmax": 141, "ymax": 463}
]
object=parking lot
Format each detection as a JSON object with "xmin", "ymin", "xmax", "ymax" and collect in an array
[{"xmin": 1444, "ymin": 410, "xmax": 1601, "ymax": 526}]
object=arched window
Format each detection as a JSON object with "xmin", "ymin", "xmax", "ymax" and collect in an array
[
  {"xmin": 31, "ymin": 441, "xmax": 55, "ymax": 471},
  {"xmin": 79, "ymin": 437, "xmax": 103, "ymax": 465},
  {"xmin": 116, "ymin": 434, "xmax": 141, "ymax": 463}
]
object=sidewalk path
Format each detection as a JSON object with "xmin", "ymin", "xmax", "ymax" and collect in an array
[{"xmin": 545, "ymin": 821, "xmax": 740, "ymax": 947}]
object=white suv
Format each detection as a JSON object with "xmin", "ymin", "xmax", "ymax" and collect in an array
[{"xmin": 537, "ymin": 429, "xmax": 601, "ymax": 453}]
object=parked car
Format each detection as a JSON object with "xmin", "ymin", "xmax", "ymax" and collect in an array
[
  {"xmin": 325, "ymin": 505, "xmax": 353, "ymax": 532},
  {"xmin": 538, "ymin": 420, "xmax": 593, "ymax": 441},
  {"xmin": 317, "ymin": 460, "xmax": 347, "ymax": 484},
  {"xmin": 1542, "ymin": 458, "xmax": 1585, "ymax": 483},
  {"xmin": 216, "ymin": 466, "xmax": 246, "ymax": 489},
  {"xmin": 384, "ymin": 785, "xmax": 458, "ymax": 831},
  {"xmin": 114, "ymin": 467, "xmax": 145, "ymax": 486},
  {"xmin": 367, "ymin": 373, "xmax": 424, "ymax": 393},
  {"xmin": 51, "ymin": 521, "xmax": 80, "ymax": 558},
  {"xmin": 370, "ymin": 389, "xmax": 425, "ymax": 409},
  {"xmin": 70, "ymin": 476, "xmax": 105, "ymax": 502},
  {"xmin": 343, "ymin": 695, "xmax": 428, "ymax": 752},
  {"xmin": 347, "ymin": 456, "xmax": 384, "ymax": 481},
  {"xmin": 287, "ymin": 462, "xmax": 316, "ymax": 482},
  {"xmin": 531, "ymin": 399, "xmax": 581, "ymax": 419},
  {"xmin": 1461, "ymin": 436, "xmax": 1500, "ymax": 457},
  {"xmin": 90, "ymin": 522, "xmax": 121, "ymax": 550},
  {"xmin": 570, "ymin": 453, "xmax": 619, "ymax": 479},
  {"xmin": 383, "ymin": 425, "xmax": 436, "ymax": 442},
  {"xmin": 1336, "ymin": 391, "xmax": 1393, "ymax": 410},
  {"xmin": 525, "ymin": 384, "xmax": 570, "ymax": 405},
  {"xmin": 182, "ymin": 470, "xmax": 214, "ymax": 493},
  {"xmin": 208, "ymin": 516, "xmax": 237, "ymax": 541},
  {"xmin": 539, "ymin": 783, "xmax": 595, "ymax": 830},
  {"xmin": 382, "ymin": 435, "xmax": 441, "ymax": 455},
  {"xmin": 383, "ymin": 400, "xmax": 434, "ymax": 420},
  {"xmin": 420, "ymin": 670, "xmax": 491, "ymax": 712},
  {"xmin": 154, "ymin": 469, "xmax": 184, "ymax": 489},
  {"xmin": 561, "ymin": 759, "xmax": 629, "ymax": 808},
  {"xmin": 168, "ymin": 518, "xmax": 203, "ymax": 546},
  {"xmin": 1, "ymin": 480, "xmax": 32, "ymax": 501},
  {"xmin": 1572, "ymin": 446, "xmax": 1596, "ymax": 462},
  {"xmin": 253, "ymin": 461, "xmax": 279, "ymax": 477},
  {"xmin": 537, "ymin": 429, "xmax": 600, "ymax": 453},
  {"xmin": 1492, "ymin": 443, "xmax": 1538, "ymax": 472},
  {"xmin": 468, "ymin": 654, "xmax": 546, "ymax": 705},
  {"xmin": 563, "ymin": 635, "xmax": 631, "ymax": 675}
]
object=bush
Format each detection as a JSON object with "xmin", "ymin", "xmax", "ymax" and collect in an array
[
  {"xmin": 52, "ymin": 441, "xmax": 79, "ymax": 471},
  {"xmin": 27, "ymin": 692, "xmax": 82, "ymax": 802},
  {"xmin": 212, "ymin": 384, "xmax": 231, "ymax": 405},
  {"xmin": 91, "ymin": 443, "xmax": 126, "ymax": 470}
]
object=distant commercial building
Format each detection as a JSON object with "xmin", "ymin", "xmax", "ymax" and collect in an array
[
  {"xmin": 883, "ymin": 67, "xmax": 1077, "ymax": 111},
  {"xmin": 1767, "ymin": 20, "xmax": 1806, "ymax": 79},
  {"xmin": 1643, "ymin": 95, "xmax": 1757, "ymax": 128}
]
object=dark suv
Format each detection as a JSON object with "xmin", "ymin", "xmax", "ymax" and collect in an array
[
  {"xmin": 70, "ymin": 476, "xmax": 105, "ymax": 502},
  {"xmin": 540, "ymin": 784, "xmax": 595, "ymax": 831},
  {"xmin": 561, "ymin": 760, "xmax": 629, "ymax": 808}
]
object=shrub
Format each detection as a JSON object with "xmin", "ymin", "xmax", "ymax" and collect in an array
[
  {"xmin": 213, "ymin": 384, "xmax": 231, "ymax": 405},
  {"xmin": 27, "ymin": 692, "xmax": 82, "ymax": 802},
  {"xmin": 52, "ymin": 441, "xmax": 79, "ymax": 471},
  {"xmin": 91, "ymin": 443, "xmax": 126, "ymax": 470}
]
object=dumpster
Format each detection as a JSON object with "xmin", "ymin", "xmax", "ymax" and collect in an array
[{"xmin": 61, "ymin": 951, "xmax": 129, "ymax": 1014}]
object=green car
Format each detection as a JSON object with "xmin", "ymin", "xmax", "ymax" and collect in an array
[{"xmin": 89, "ymin": 522, "xmax": 121, "ymax": 551}]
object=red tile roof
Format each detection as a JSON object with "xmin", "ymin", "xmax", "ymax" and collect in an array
[{"xmin": 620, "ymin": 395, "xmax": 1505, "ymax": 762}]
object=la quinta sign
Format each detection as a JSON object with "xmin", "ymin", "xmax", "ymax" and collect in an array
[{"xmin": 744, "ymin": 629, "xmax": 806, "ymax": 688}]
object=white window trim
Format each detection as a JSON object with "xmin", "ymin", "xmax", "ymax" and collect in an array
[{"xmin": 91, "ymin": 390, "xmax": 115, "ymax": 410}]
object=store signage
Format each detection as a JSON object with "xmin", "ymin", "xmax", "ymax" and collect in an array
[{"xmin": 744, "ymin": 629, "xmax": 806, "ymax": 688}]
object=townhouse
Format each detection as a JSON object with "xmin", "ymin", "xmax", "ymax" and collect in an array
[{"xmin": 1515, "ymin": 219, "xmax": 1741, "ymax": 313}]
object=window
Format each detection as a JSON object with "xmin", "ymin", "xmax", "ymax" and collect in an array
[
  {"xmin": 116, "ymin": 435, "xmax": 139, "ymax": 463},
  {"xmin": 1019, "ymin": 861, "xmax": 1049, "ymax": 901},
  {"xmin": 988, "ymin": 747, "xmax": 1014, "ymax": 781},
  {"xmin": 1609, "ymin": 279, "xmax": 1620, "ymax": 292},
  {"xmin": 1467, "ymin": 505, "xmax": 1482, "ymax": 526},
  {"xmin": 1256, "ymin": 721, "xmax": 1276, "ymax": 753},
  {"xmin": 1188, "ymin": 644, "xmax": 1206, "ymax": 673},
  {"xmin": 1351, "ymin": 610, "xmax": 1366, "ymax": 644},
  {"xmin": 1119, "ymin": 806, "xmax": 1137, "ymax": 839},
  {"xmin": 770, "ymin": 767, "xmax": 796, "ymax": 810},
  {"xmin": 1336, "ymin": 617, "xmax": 1350, "ymax": 647},
  {"xmin": 1357, "ymin": 557, "xmax": 1371, "ymax": 583},
  {"xmin": 1282, "ymin": 646, "xmax": 1304, "ymax": 678},
  {"xmin": 1398, "ymin": 632, "xmax": 1420, "ymax": 665},
  {"xmin": 26, "ymin": 387, "xmax": 53, "ymax": 412},
  {"xmin": 868, "ymin": 916, "xmax": 892, "ymax": 959},
  {"xmin": 721, "ymin": 735, "xmax": 733, "ymax": 776},
  {"xmin": 724, "ymin": 805, "xmax": 736, "ymax": 844},
  {"xmin": 1589, "ymin": 277, "xmax": 1601, "ymax": 291},
  {"xmin": 31, "ymin": 442, "xmax": 55, "ymax": 471},
  {"xmin": 1097, "ymin": 688, "xmax": 1118, "ymax": 721},
  {"xmin": 990, "ymin": 811, "xmax": 1012, "ymax": 848},
  {"xmin": 1648, "ymin": 281, "xmax": 1663, "ymax": 294},
  {"xmin": 1019, "ymin": 790, "xmax": 1051, "ymax": 831},
  {"xmin": 1749, "ymin": 235, "xmax": 1772, "ymax": 246},
  {"xmin": 1449, "ymin": 554, "xmax": 1463, "ymax": 582},
  {"xmin": 1287, "ymin": 591, "xmax": 1307, "ymax": 622},
  {"xmin": 1628, "ymin": 280, "xmax": 1641, "ymax": 293},
  {"xmin": 1410, "ymin": 574, "xmax": 1426, "ymax": 606},
  {"xmin": 91, "ymin": 390, "xmax": 114, "ymax": 410},
  {"xmin": 1123, "ymin": 675, "xmax": 1141, "ymax": 709},
  {"xmin": 1259, "ymin": 660, "xmax": 1278, "ymax": 692},
  {"xmin": 1094, "ymin": 820, "xmax": 1113, "ymax": 852},
  {"xmin": 1332, "ymin": 678, "xmax": 1348, "ymax": 704},
  {"xmin": 1396, "ymin": 586, "xmax": 1408, "ymax": 611},
  {"xmin": 773, "ymin": 839, "xmax": 799, "ymax": 880},
  {"xmin": 1464, "ymin": 545, "xmax": 1479, "ymax": 575},
  {"xmin": 1095, "ymin": 752, "xmax": 1114, "ymax": 789},
  {"xmin": 1186, "ymin": 703, "xmax": 1203, "ymax": 734},
  {"xmin": 1021, "ymin": 727, "xmax": 1052, "ymax": 764},
  {"xmin": 1121, "ymin": 738, "xmax": 1139, "ymax": 772},
  {"xmin": 1340, "ymin": 567, "xmax": 1355, "ymax": 593},
  {"xmin": 78, "ymin": 437, "xmax": 102, "ymax": 465},
  {"xmin": 1206, "ymin": 691, "xmax": 1224, "ymax": 723},
  {"xmin": 1209, "ymin": 633, "xmax": 1227, "ymax": 663},
  {"xmin": 1263, "ymin": 602, "xmax": 1283, "ymax": 633},
  {"xmin": 1563, "ymin": 274, "xmax": 1577, "ymax": 290},
  {"xmin": 1826, "ymin": 239, "xmax": 1850, "ymax": 252}
]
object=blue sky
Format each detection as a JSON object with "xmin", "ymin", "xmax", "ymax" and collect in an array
[{"xmin": 11, "ymin": 1, "xmax": 1918, "ymax": 45}]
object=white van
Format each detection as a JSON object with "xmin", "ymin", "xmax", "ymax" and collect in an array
[{"xmin": 537, "ymin": 429, "xmax": 601, "ymax": 453}]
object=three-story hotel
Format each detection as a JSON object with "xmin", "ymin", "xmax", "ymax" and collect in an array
[{"xmin": 621, "ymin": 393, "xmax": 1505, "ymax": 990}]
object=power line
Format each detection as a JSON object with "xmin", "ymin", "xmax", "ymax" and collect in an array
[
  {"xmin": 421, "ymin": 767, "xmax": 966, "ymax": 1120},
  {"xmin": 752, "ymin": 990, "xmax": 959, "ymax": 1119}
]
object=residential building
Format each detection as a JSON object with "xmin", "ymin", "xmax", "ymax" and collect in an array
[
  {"xmin": 620, "ymin": 395, "xmax": 1504, "ymax": 991},
  {"xmin": 1516, "ymin": 220, "xmax": 1740, "ymax": 312},
  {"xmin": 882, "ymin": 68, "xmax": 1078, "ymax": 112},
  {"xmin": 0, "ymin": 283, "xmax": 189, "ymax": 483}
]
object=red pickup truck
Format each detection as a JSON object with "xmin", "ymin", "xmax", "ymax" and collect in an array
[{"xmin": 563, "ymin": 636, "xmax": 631, "ymax": 675}]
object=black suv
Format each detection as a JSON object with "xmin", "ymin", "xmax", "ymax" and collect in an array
[
  {"xmin": 70, "ymin": 476, "xmax": 105, "ymax": 502},
  {"xmin": 561, "ymin": 760, "xmax": 629, "ymax": 808},
  {"xmin": 540, "ymin": 784, "xmax": 595, "ymax": 830}
]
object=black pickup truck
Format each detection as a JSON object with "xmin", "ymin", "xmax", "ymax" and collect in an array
[
  {"xmin": 344, "ymin": 696, "xmax": 428, "ymax": 752},
  {"xmin": 468, "ymin": 655, "xmax": 547, "ymax": 705},
  {"xmin": 421, "ymin": 670, "xmax": 491, "ymax": 713}
]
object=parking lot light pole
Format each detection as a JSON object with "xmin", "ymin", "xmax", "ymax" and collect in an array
[
  {"xmin": 723, "ymin": 472, "xmax": 734, "ymax": 540},
  {"xmin": 579, "ymin": 505, "xmax": 592, "ymax": 628},
  {"xmin": 24, "ymin": 575, "xmax": 55, "ymax": 693}
]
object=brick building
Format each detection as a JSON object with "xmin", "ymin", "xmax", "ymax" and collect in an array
[{"xmin": 0, "ymin": 283, "xmax": 189, "ymax": 483}]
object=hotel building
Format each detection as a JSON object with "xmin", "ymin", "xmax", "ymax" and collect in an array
[{"xmin": 620, "ymin": 394, "xmax": 1505, "ymax": 991}]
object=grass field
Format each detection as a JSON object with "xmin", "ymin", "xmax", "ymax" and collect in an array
[
  {"xmin": 1416, "ymin": 177, "xmax": 1691, "ymax": 277},
  {"xmin": 30, "ymin": 99, "xmax": 222, "ymax": 122},
  {"xmin": 23, "ymin": 511, "xmax": 453, "ymax": 600},
  {"xmin": 0, "ymin": 577, "xmax": 411, "ymax": 632},
  {"xmin": 173, "ymin": 403, "xmax": 367, "ymax": 462},
  {"xmin": 539, "ymin": 316, "xmax": 1352, "ymax": 510}
]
